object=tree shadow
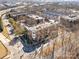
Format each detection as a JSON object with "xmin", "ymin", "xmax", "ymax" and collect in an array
[
  {"xmin": 20, "ymin": 35, "xmax": 48, "ymax": 53},
  {"xmin": 9, "ymin": 37, "xmax": 19, "ymax": 45}
]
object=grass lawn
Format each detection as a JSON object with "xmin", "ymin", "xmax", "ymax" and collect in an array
[
  {"xmin": 0, "ymin": 17, "xmax": 3, "ymax": 32},
  {"xmin": 2, "ymin": 26, "xmax": 11, "ymax": 40},
  {"xmin": 9, "ymin": 18, "xmax": 27, "ymax": 36}
]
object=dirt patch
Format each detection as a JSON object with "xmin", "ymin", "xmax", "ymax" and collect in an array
[{"xmin": 0, "ymin": 41, "xmax": 8, "ymax": 59}]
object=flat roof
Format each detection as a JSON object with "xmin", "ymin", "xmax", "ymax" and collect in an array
[
  {"xmin": 61, "ymin": 15, "xmax": 79, "ymax": 21},
  {"xmin": 28, "ymin": 14, "xmax": 44, "ymax": 20},
  {"xmin": 25, "ymin": 20, "xmax": 58, "ymax": 33}
]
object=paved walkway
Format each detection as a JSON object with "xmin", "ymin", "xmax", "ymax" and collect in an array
[
  {"xmin": 0, "ymin": 33, "xmax": 24, "ymax": 59},
  {"xmin": 0, "ymin": 33, "xmax": 10, "ymax": 44}
]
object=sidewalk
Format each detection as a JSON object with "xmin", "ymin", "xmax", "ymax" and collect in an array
[{"xmin": 0, "ymin": 33, "xmax": 10, "ymax": 45}]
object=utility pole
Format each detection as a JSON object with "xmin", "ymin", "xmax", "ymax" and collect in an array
[
  {"xmin": 40, "ymin": 44, "xmax": 43, "ymax": 59},
  {"xmin": 51, "ymin": 39, "xmax": 56, "ymax": 59}
]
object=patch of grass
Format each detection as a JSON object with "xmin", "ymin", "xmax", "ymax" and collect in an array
[
  {"xmin": 0, "ymin": 17, "xmax": 3, "ymax": 32},
  {"xmin": 9, "ymin": 18, "xmax": 27, "ymax": 36},
  {"xmin": 2, "ymin": 26, "xmax": 11, "ymax": 40}
]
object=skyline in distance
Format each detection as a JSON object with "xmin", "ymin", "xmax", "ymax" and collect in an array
[{"xmin": 0, "ymin": 0, "xmax": 79, "ymax": 3}]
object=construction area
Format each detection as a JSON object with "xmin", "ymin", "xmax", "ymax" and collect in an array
[
  {"xmin": 0, "ymin": 2, "xmax": 79, "ymax": 59},
  {"xmin": 1, "ymin": 10, "xmax": 79, "ymax": 59}
]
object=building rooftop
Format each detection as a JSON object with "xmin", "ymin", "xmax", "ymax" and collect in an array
[
  {"xmin": 26, "ymin": 20, "xmax": 58, "ymax": 33},
  {"xmin": 28, "ymin": 14, "xmax": 44, "ymax": 20},
  {"xmin": 61, "ymin": 14, "xmax": 79, "ymax": 21}
]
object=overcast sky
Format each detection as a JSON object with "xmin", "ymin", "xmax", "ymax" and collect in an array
[
  {"xmin": 52, "ymin": 0, "xmax": 78, "ymax": 1},
  {"xmin": 0, "ymin": 0, "xmax": 79, "ymax": 3}
]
